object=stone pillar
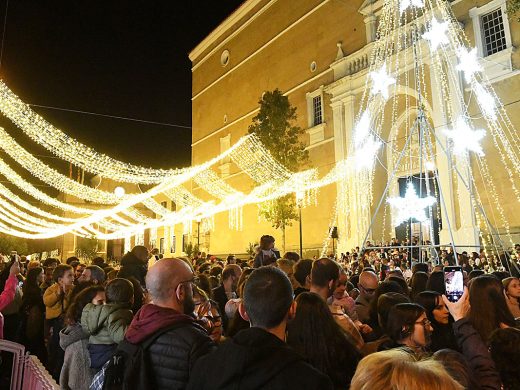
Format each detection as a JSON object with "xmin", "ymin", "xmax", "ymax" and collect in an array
[{"xmin": 364, "ymin": 14, "xmax": 378, "ymax": 44}]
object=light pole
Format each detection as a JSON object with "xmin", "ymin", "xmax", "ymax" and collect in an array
[{"xmin": 196, "ymin": 219, "xmax": 201, "ymax": 248}]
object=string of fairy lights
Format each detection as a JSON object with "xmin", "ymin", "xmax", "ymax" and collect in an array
[{"xmin": 329, "ymin": 0, "xmax": 519, "ymax": 256}]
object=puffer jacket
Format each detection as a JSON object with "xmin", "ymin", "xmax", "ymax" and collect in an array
[
  {"xmin": 125, "ymin": 303, "xmax": 216, "ymax": 390},
  {"xmin": 59, "ymin": 324, "xmax": 93, "ymax": 390},
  {"xmin": 43, "ymin": 283, "xmax": 70, "ymax": 320},
  {"xmin": 81, "ymin": 303, "xmax": 133, "ymax": 345}
]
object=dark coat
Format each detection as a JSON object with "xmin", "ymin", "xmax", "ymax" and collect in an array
[
  {"xmin": 125, "ymin": 304, "xmax": 215, "ymax": 390},
  {"xmin": 118, "ymin": 252, "xmax": 147, "ymax": 286},
  {"xmin": 453, "ymin": 318, "xmax": 502, "ymax": 390},
  {"xmin": 186, "ymin": 327, "xmax": 333, "ymax": 390},
  {"xmin": 212, "ymin": 285, "xmax": 230, "ymax": 331}
]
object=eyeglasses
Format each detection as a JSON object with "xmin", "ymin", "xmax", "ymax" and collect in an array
[
  {"xmin": 359, "ymin": 284, "xmax": 376, "ymax": 294},
  {"xmin": 415, "ymin": 318, "xmax": 432, "ymax": 328},
  {"xmin": 179, "ymin": 276, "xmax": 200, "ymax": 287}
]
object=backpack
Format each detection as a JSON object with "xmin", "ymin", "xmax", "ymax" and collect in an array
[{"xmin": 98, "ymin": 322, "xmax": 189, "ymax": 390}]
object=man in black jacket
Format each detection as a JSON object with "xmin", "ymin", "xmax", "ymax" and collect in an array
[
  {"xmin": 124, "ymin": 258, "xmax": 215, "ymax": 389},
  {"xmin": 212, "ymin": 264, "xmax": 242, "ymax": 332},
  {"xmin": 187, "ymin": 266, "xmax": 333, "ymax": 390}
]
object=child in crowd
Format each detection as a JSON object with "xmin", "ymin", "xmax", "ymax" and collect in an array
[{"xmin": 81, "ymin": 278, "xmax": 134, "ymax": 370}]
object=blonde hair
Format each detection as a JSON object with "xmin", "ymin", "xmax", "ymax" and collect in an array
[{"xmin": 350, "ymin": 350, "xmax": 464, "ymax": 390}]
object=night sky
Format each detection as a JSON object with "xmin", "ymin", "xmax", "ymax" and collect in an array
[{"xmin": 0, "ymin": 0, "xmax": 244, "ymax": 172}]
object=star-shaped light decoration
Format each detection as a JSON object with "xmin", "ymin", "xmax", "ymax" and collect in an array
[
  {"xmin": 399, "ymin": 0, "xmax": 425, "ymax": 14},
  {"xmin": 422, "ymin": 18, "xmax": 450, "ymax": 52},
  {"xmin": 387, "ymin": 182, "xmax": 436, "ymax": 226},
  {"xmin": 354, "ymin": 137, "xmax": 382, "ymax": 171},
  {"xmin": 354, "ymin": 111, "xmax": 372, "ymax": 147},
  {"xmin": 473, "ymin": 82, "xmax": 497, "ymax": 121},
  {"xmin": 456, "ymin": 47, "xmax": 482, "ymax": 83},
  {"xmin": 444, "ymin": 117, "xmax": 486, "ymax": 156},
  {"xmin": 370, "ymin": 63, "xmax": 396, "ymax": 100}
]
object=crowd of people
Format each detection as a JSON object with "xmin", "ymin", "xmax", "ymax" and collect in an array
[{"xmin": 0, "ymin": 235, "xmax": 518, "ymax": 389}]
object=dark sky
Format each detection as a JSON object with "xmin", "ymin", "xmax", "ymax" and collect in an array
[{"xmin": 0, "ymin": 0, "xmax": 244, "ymax": 171}]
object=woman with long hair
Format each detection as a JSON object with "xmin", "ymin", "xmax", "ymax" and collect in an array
[
  {"xmin": 19, "ymin": 267, "xmax": 47, "ymax": 363},
  {"xmin": 415, "ymin": 291, "xmax": 458, "ymax": 352},
  {"xmin": 410, "ymin": 271, "xmax": 429, "ymax": 300},
  {"xmin": 383, "ymin": 303, "xmax": 433, "ymax": 355},
  {"xmin": 502, "ymin": 277, "xmax": 520, "ymax": 319},
  {"xmin": 468, "ymin": 275, "xmax": 516, "ymax": 342},
  {"xmin": 59, "ymin": 285, "xmax": 105, "ymax": 390},
  {"xmin": 287, "ymin": 292, "xmax": 359, "ymax": 389}
]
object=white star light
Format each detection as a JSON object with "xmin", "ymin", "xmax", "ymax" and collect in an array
[
  {"xmin": 474, "ymin": 82, "xmax": 497, "ymax": 121},
  {"xmin": 444, "ymin": 117, "xmax": 486, "ymax": 156},
  {"xmin": 370, "ymin": 64, "xmax": 396, "ymax": 100},
  {"xmin": 354, "ymin": 137, "xmax": 382, "ymax": 171},
  {"xmin": 354, "ymin": 111, "xmax": 372, "ymax": 147},
  {"xmin": 456, "ymin": 47, "xmax": 482, "ymax": 83},
  {"xmin": 422, "ymin": 19, "xmax": 450, "ymax": 51},
  {"xmin": 388, "ymin": 182, "xmax": 436, "ymax": 226},
  {"xmin": 399, "ymin": 0, "xmax": 425, "ymax": 14}
]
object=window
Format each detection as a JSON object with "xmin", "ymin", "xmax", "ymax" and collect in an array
[
  {"xmin": 160, "ymin": 201, "xmax": 167, "ymax": 209},
  {"xmin": 159, "ymin": 238, "xmax": 164, "ymax": 254},
  {"xmin": 312, "ymin": 95, "xmax": 323, "ymax": 126},
  {"xmin": 182, "ymin": 234, "xmax": 188, "ymax": 252},
  {"xmin": 171, "ymin": 201, "xmax": 176, "ymax": 212},
  {"xmin": 481, "ymin": 8, "xmax": 507, "ymax": 56},
  {"xmin": 306, "ymin": 87, "xmax": 326, "ymax": 145},
  {"xmin": 171, "ymin": 235, "xmax": 176, "ymax": 253}
]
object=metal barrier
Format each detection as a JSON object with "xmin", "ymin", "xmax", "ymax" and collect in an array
[
  {"xmin": 22, "ymin": 354, "xmax": 59, "ymax": 390},
  {"xmin": 0, "ymin": 340, "xmax": 58, "ymax": 390}
]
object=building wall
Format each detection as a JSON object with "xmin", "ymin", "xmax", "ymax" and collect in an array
[{"xmin": 189, "ymin": 0, "xmax": 520, "ymax": 256}]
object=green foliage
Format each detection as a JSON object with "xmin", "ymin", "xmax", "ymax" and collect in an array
[
  {"xmin": 508, "ymin": 0, "xmax": 520, "ymax": 20},
  {"xmin": 246, "ymin": 242, "xmax": 259, "ymax": 257},
  {"xmin": 259, "ymin": 195, "xmax": 299, "ymax": 231},
  {"xmin": 184, "ymin": 242, "xmax": 199, "ymax": 258},
  {"xmin": 0, "ymin": 233, "xmax": 28, "ymax": 255},
  {"xmin": 248, "ymin": 90, "xmax": 308, "ymax": 250},
  {"xmin": 75, "ymin": 237, "xmax": 99, "ymax": 260},
  {"xmin": 248, "ymin": 89, "xmax": 308, "ymax": 171}
]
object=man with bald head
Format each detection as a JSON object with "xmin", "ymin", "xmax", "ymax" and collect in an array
[
  {"xmin": 123, "ymin": 258, "xmax": 214, "ymax": 389},
  {"xmin": 355, "ymin": 270, "xmax": 379, "ymax": 323}
]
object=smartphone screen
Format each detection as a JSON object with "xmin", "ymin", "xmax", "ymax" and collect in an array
[{"xmin": 444, "ymin": 266, "xmax": 464, "ymax": 302}]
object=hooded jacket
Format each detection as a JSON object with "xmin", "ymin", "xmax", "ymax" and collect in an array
[
  {"xmin": 118, "ymin": 252, "xmax": 147, "ymax": 286},
  {"xmin": 81, "ymin": 302, "xmax": 133, "ymax": 345},
  {"xmin": 124, "ymin": 303, "xmax": 215, "ymax": 390},
  {"xmin": 59, "ymin": 324, "xmax": 93, "ymax": 390},
  {"xmin": 186, "ymin": 327, "xmax": 333, "ymax": 390}
]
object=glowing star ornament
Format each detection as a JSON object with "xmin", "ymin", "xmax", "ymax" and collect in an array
[
  {"xmin": 422, "ymin": 19, "xmax": 450, "ymax": 51},
  {"xmin": 474, "ymin": 82, "xmax": 497, "ymax": 121},
  {"xmin": 399, "ymin": 0, "xmax": 424, "ymax": 14},
  {"xmin": 387, "ymin": 182, "xmax": 436, "ymax": 226},
  {"xmin": 456, "ymin": 47, "xmax": 482, "ymax": 83},
  {"xmin": 444, "ymin": 117, "xmax": 486, "ymax": 156},
  {"xmin": 370, "ymin": 64, "xmax": 396, "ymax": 100}
]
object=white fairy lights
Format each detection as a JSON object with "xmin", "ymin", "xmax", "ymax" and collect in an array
[
  {"xmin": 473, "ymin": 82, "xmax": 497, "ymax": 121},
  {"xmin": 370, "ymin": 64, "xmax": 396, "ymax": 100},
  {"xmin": 444, "ymin": 117, "xmax": 486, "ymax": 157},
  {"xmin": 387, "ymin": 183, "xmax": 436, "ymax": 227},
  {"xmin": 422, "ymin": 19, "xmax": 449, "ymax": 52},
  {"xmin": 456, "ymin": 47, "xmax": 482, "ymax": 83},
  {"xmin": 399, "ymin": 0, "xmax": 424, "ymax": 14}
]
